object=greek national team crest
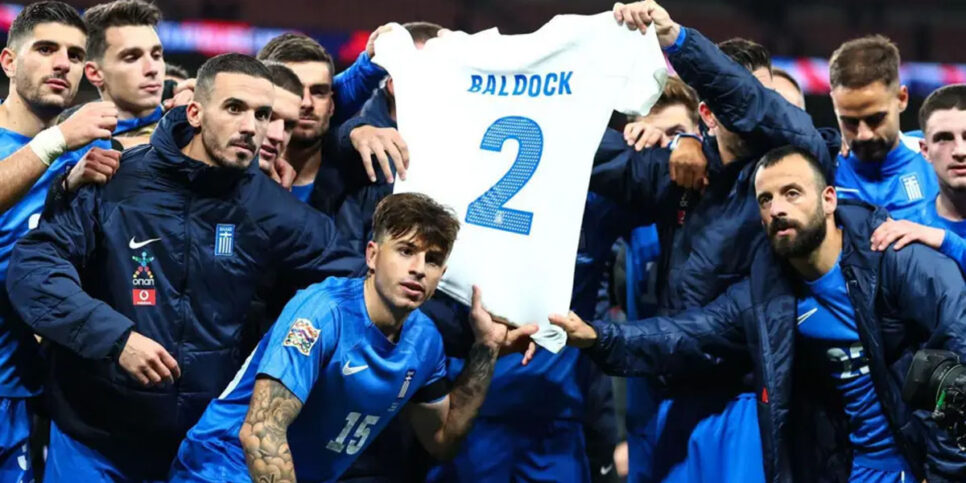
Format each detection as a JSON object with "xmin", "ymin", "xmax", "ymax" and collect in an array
[
  {"xmin": 901, "ymin": 174, "xmax": 923, "ymax": 201},
  {"xmin": 283, "ymin": 318, "xmax": 320, "ymax": 356},
  {"xmin": 388, "ymin": 369, "xmax": 417, "ymax": 412},
  {"xmin": 215, "ymin": 224, "xmax": 235, "ymax": 256},
  {"xmin": 131, "ymin": 251, "xmax": 156, "ymax": 306}
]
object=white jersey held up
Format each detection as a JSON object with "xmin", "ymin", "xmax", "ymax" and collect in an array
[{"xmin": 375, "ymin": 13, "xmax": 667, "ymax": 352}]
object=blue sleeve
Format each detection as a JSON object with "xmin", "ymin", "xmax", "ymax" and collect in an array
[
  {"xmin": 887, "ymin": 245, "xmax": 966, "ymax": 357},
  {"xmin": 332, "ymin": 51, "xmax": 387, "ymax": 126},
  {"xmin": 883, "ymin": 245, "xmax": 966, "ymax": 479},
  {"xmin": 589, "ymin": 128, "xmax": 674, "ymax": 226},
  {"xmin": 586, "ymin": 278, "xmax": 750, "ymax": 377},
  {"xmin": 257, "ymin": 294, "xmax": 338, "ymax": 403},
  {"xmin": 668, "ymin": 27, "xmax": 832, "ymax": 174},
  {"xmin": 274, "ymin": 200, "xmax": 367, "ymax": 287},
  {"xmin": 412, "ymin": 332, "xmax": 448, "ymax": 404},
  {"xmin": 6, "ymin": 186, "xmax": 134, "ymax": 359},
  {"xmin": 938, "ymin": 230, "xmax": 966, "ymax": 273}
]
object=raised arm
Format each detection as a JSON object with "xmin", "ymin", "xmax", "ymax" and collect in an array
[
  {"xmin": 408, "ymin": 286, "xmax": 537, "ymax": 460},
  {"xmin": 551, "ymin": 277, "xmax": 751, "ymax": 378},
  {"xmin": 240, "ymin": 376, "xmax": 303, "ymax": 483},
  {"xmin": 614, "ymin": 1, "xmax": 831, "ymax": 171},
  {"xmin": 0, "ymin": 101, "xmax": 117, "ymax": 213},
  {"xmin": 331, "ymin": 25, "xmax": 392, "ymax": 126}
]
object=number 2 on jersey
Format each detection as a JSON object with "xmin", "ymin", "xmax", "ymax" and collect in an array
[{"xmin": 465, "ymin": 116, "xmax": 544, "ymax": 235}]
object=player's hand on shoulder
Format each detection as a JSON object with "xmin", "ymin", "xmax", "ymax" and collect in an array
[
  {"xmin": 163, "ymin": 78, "xmax": 195, "ymax": 111},
  {"xmin": 118, "ymin": 331, "xmax": 181, "ymax": 387},
  {"xmin": 668, "ymin": 135, "xmax": 708, "ymax": 191},
  {"xmin": 59, "ymin": 101, "xmax": 118, "ymax": 150},
  {"xmin": 612, "ymin": 1, "xmax": 680, "ymax": 48},
  {"xmin": 66, "ymin": 146, "xmax": 121, "ymax": 192},
  {"xmin": 870, "ymin": 218, "xmax": 945, "ymax": 251},
  {"xmin": 549, "ymin": 311, "xmax": 597, "ymax": 349},
  {"xmin": 349, "ymin": 125, "xmax": 410, "ymax": 183},
  {"xmin": 623, "ymin": 120, "xmax": 667, "ymax": 151}
]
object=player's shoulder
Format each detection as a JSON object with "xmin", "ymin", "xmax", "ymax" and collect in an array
[
  {"xmin": 899, "ymin": 132, "xmax": 925, "ymax": 156},
  {"xmin": 401, "ymin": 309, "xmax": 445, "ymax": 354},
  {"xmin": 0, "ymin": 126, "xmax": 31, "ymax": 158},
  {"xmin": 290, "ymin": 277, "xmax": 364, "ymax": 320}
]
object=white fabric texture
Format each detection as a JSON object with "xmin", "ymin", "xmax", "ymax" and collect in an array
[{"xmin": 375, "ymin": 12, "xmax": 667, "ymax": 352}]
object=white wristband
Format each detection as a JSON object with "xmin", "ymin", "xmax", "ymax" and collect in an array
[{"xmin": 28, "ymin": 126, "xmax": 67, "ymax": 168}]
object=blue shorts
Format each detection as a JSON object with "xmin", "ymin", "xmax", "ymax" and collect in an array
[
  {"xmin": 45, "ymin": 421, "xmax": 167, "ymax": 483},
  {"xmin": 626, "ymin": 388, "xmax": 764, "ymax": 483},
  {"xmin": 426, "ymin": 418, "xmax": 589, "ymax": 483},
  {"xmin": 0, "ymin": 397, "xmax": 32, "ymax": 483}
]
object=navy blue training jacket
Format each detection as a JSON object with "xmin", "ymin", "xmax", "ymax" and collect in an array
[
  {"xmin": 6, "ymin": 107, "xmax": 364, "ymax": 476},
  {"xmin": 588, "ymin": 203, "xmax": 966, "ymax": 482},
  {"xmin": 591, "ymin": 27, "xmax": 836, "ymax": 320}
]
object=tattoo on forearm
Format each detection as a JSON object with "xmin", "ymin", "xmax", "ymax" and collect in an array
[
  {"xmin": 240, "ymin": 378, "xmax": 302, "ymax": 483},
  {"xmin": 444, "ymin": 342, "xmax": 498, "ymax": 445}
]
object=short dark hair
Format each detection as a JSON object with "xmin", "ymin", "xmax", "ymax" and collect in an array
[
  {"xmin": 829, "ymin": 35, "xmax": 900, "ymax": 89},
  {"xmin": 403, "ymin": 21, "xmax": 443, "ymax": 45},
  {"xmin": 7, "ymin": 1, "xmax": 86, "ymax": 51},
  {"xmin": 262, "ymin": 61, "xmax": 304, "ymax": 98},
  {"xmin": 919, "ymin": 84, "xmax": 966, "ymax": 133},
  {"xmin": 195, "ymin": 53, "xmax": 273, "ymax": 103},
  {"xmin": 650, "ymin": 75, "xmax": 699, "ymax": 126},
  {"xmin": 257, "ymin": 33, "xmax": 335, "ymax": 76},
  {"xmin": 755, "ymin": 145, "xmax": 828, "ymax": 190},
  {"xmin": 83, "ymin": 0, "xmax": 160, "ymax": 61},
  {"xmin": 717, "ymin": 38, "xmax": 771, "ymax": 73},
  {"xmin": 372, "ymin": 193, "xmax": 460, "ymax": 258},
  {"xmin": 165, "ymin": 62, "xmax": 190, "ymax": 81}
]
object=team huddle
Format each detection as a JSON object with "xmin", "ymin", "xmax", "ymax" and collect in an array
[{"xmin": 0, "ymin": 0, "xmax": 964, "ymax": 482}]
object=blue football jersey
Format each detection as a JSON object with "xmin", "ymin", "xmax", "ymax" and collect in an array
[
  {"xmin": 0, "ymin": 128, "xmax": 89, "ymax": 397},
  {"xmin": 172, "ymin": 277, "xmax": 447, "ymax": 482},
  {"xmin": 835, "ymin": 134, "xmax": 939, "ymax": 222},
  {"xmin": 796, "ymin": 262, "xmax": 909, "ymax": 473}
]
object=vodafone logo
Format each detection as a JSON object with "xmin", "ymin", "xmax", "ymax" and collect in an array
[{"xmin": 132, "ymin": 289, "xmax": 156, "ymax": 306}]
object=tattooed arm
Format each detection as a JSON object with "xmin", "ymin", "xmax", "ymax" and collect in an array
[
  {"xmin": 407, "ymin": 286, "xmax": 538, "ymax": 460},
  {"xmin": 239, "ymin": 376, "xmax": 303, "ymax": 483},
  {"xmin": 407, "ymin": 342, "xmax": 498, "ymax": 460}
]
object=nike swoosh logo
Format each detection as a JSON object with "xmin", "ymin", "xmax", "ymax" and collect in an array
[
  {"xmin": 129, "ymin": 237, "xmax": 161, "ymax": 250},
  {"xmin": 342, "ymin": 361, "xmax": 369, "ymax": 376},
  {"xmin": 600, "ymin": 464, "xmax": 614, "ymax": 475},
  {"xmin": 797, "ymin": 307, "xmax": 818, "ymax": 325}
]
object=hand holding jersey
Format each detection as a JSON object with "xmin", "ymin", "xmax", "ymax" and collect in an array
[{"xmin": 376, "ymin": 11, "xmax": 667, "ymax": 352}]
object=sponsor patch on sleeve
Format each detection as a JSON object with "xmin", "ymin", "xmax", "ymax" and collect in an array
[{"xmin": 282, "ymin": 318, "xmax": 320, "ymax": 356}]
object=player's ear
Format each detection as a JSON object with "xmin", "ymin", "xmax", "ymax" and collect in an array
[
  {"xmin": 186, "ymin": 100, "xmax": 203, "ymax": 128},
  {"xmin": 365, "ymin": 240, "xmax": 379, "ymax": 274},
  {"xmin": 85, "ymin": 61, "xmax": 105, "ymax": 89},
  {"xmin": 0, "ymin": 48, "xmax": 17, "ymax": 79}
]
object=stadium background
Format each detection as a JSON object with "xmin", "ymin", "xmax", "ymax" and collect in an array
[{"xmin": 0, "ymin": 0, "xmax": 964, "ymax": 132}]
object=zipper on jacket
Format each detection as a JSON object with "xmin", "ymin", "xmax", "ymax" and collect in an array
[
  {"xmin": 177, "ymin": 193, "xmax": 191, "ymax": 393},
  {"xmin": 754, "ymin": 305, "xmax": 784, "ymax": 483},
  {"xmin": 843, "ymin": 268, "xmax": 924, "ymax": 481}
]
